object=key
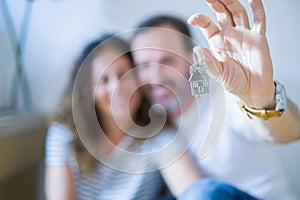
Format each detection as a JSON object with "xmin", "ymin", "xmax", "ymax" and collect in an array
[{"xmin": 188, "ymin": 49, "xmax": 210, "ymax": 98}]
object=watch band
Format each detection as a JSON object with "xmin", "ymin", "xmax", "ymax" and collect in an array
[
  {"xmin": 238, "ymin": 81, "xmax": 287, "ymax": 120},
  {"xmin": 238, "ymin": 101, "xmax": 282, "ymax": 120}
]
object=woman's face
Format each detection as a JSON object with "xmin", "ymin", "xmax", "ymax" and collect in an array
[{"xmin": 92, "ymin": 47, "xmax": 141, "ymax": 121}]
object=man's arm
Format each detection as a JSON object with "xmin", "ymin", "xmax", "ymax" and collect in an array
[
  {"xmin": 160, "ymin": 152, "xmax": 201, "ymax": 197},
  {"xmin": 263, "ymin": 100, "xmax": 300, "ymax": 143},
  {"xmin": 188, "ymin": 0, "xmax": 300, "ymax": 143}
]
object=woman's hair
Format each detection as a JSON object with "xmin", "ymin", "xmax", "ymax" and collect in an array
[{"xmin": 51, "ymin": 34, "xmax": 155, "ymax": 174}]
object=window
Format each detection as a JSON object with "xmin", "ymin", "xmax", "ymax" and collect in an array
[{"xmin": 0, "ymin": 0, "xmax": 33, "ymax": 115}]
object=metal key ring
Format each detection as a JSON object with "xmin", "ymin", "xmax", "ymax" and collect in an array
[{"xmin": 193, "ymin": 47, "xmax": 204, "ymax": 66}]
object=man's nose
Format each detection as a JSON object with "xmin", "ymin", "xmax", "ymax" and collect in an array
[{"xmin": 144, "ymin": 63, "xmax": 165, "ymax": 84}]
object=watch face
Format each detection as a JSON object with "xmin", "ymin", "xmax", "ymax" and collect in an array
[{"xmin": 275, "ymin": 81, "xmax": 288, "ymax": 113}]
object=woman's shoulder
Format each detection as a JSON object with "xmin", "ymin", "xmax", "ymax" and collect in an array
[
  {"xmin": 47, "ymin": 122, "xmax": 74, "ymax": 141},
  {"xmin": 45, "ymin": 122, "xmax": 74, "ymax": 166}
]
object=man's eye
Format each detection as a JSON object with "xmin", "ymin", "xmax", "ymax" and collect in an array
[{"xmin": 161, "ymin": 57, "xmax": 173, "ymax": 65}]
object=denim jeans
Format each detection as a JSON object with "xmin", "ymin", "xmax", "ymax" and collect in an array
[{"xmin": 178, "ymin": 178, "xmax": 260, "ymax": 200}]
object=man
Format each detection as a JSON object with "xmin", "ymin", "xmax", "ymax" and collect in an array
[{"xmin": 130, "ymin": 0, "xmax": 300, "ymax": 199}]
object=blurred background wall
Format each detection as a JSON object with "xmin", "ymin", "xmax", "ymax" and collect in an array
[{"xmin": 0, "ymin": 0, "xmax": 299, "ymax": 199}]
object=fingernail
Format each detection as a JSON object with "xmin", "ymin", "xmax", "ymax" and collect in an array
[{"xmin": 187, "ymin": 14, "xmax": 198, "ymax": 24}]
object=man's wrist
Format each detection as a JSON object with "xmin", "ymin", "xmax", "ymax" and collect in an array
[
  {"xmin": 240, "ymin": 83, "xmax": 276, "ymax": 110},
  {"xmin": 237, "ymin": 81, "xmax": 287, "ymax": 120}
]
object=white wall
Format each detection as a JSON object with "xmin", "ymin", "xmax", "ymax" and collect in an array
[
  {"xmin": 1, "ymin": 0, "xmax": 299, "ymax": 197},
  {"xmin": 1, "ymin": 0, "xmax": 299, "ymax": 113}
]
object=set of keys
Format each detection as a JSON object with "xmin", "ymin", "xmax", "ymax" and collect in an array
[{"xmin": 188, "ymin": 48, "xmax": 210, "ymax": 98}]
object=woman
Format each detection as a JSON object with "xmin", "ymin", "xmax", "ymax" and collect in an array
[{"xmin": 45, "ymin": 34, "xmax": 200, "ymax": 200}]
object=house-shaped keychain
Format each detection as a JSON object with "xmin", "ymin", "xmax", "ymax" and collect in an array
[{"xmin": 189, "ymin": 50, "xmax": 210, "ymax": 98}]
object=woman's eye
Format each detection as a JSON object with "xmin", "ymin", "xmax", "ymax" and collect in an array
[{"xmin": 99, "ymin": 76, "xmax": 108, "ymax": 84}]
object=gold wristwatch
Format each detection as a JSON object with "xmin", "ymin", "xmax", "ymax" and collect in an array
[{"xmin": 238, "ymin": 81, "xmax": 287, "ymax": 120}]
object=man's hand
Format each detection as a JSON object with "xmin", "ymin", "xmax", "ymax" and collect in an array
[{"xmin": 188, "ymin": 0, "xmax": 275, "ymax": 109}]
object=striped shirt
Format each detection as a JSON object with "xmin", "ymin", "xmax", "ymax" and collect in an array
[{"xmin": 45, "ymin": 122, "xmax": 180, "ymax": 200}]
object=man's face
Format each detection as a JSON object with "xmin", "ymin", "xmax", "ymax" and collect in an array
[{"xmin": 131, "ymin": 26, "xmax": 193, "ymax": 115}]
